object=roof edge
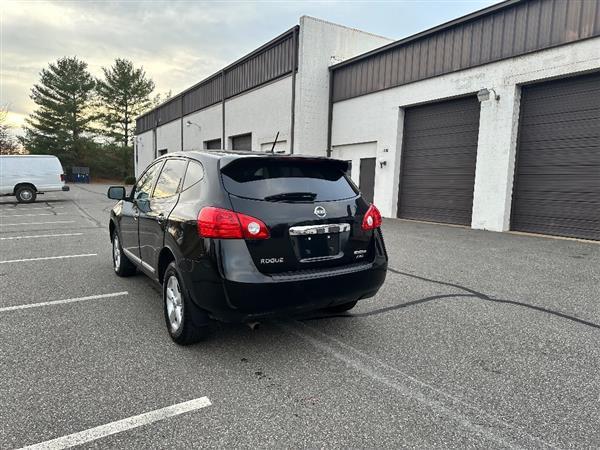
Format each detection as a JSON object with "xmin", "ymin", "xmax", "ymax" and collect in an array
[{"xmin": 329, "ymin": 0, "xmax": 521, "ymax": 71}]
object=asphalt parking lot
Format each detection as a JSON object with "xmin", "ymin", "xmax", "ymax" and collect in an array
[{"xmin": 0, "ymin": 184, "xmax": 598, "ymax": 449}]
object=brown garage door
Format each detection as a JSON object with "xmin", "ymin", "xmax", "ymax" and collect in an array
[
  {"xmin": 511, "ymin": 72, "xmax": 600, "ymax": 241},
  {"xmin": 397, "ymin": 96, "xmax": 480, "ymax": 226}
]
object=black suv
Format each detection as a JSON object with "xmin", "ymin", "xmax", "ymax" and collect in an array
[{"xmin": 108, "ymin": 151, "xmax": 387, "ymax": 344}]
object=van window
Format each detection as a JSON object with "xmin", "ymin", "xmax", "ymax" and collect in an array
[
  {"xmin": 153, "ymin": 159, "xmax": 188, "ymax": 199},
  {"xmin": 221, "ymin": 158, "xmax": 357, "ymax": 201},
  {"xmin": 134, "ymin": 162, "xmax": 163, "ymax": 201}
]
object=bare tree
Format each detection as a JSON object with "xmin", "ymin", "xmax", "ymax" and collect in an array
[{"xmin": 0, "ymin": 106, "xmax": 23, "ymax": 155}]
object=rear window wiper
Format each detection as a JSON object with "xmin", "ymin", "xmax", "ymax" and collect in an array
[{"xmin": 264, "ymin": 192, "xmax": 317, "ymax": 202}]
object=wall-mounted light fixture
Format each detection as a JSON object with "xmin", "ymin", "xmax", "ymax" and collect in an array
[
  {"xmin": 477, "ymin": 88, "xmax": 500, "ymax": 102},
  {"xmin": 186, "ymin": 120, "xmax": 201, "ymax": 130},
  {"xmin": 379, "ymin": 160, "xmax": 387, "ymax": 169}
]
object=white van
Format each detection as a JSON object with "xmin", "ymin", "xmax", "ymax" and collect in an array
[{"xmin": 0, "ymin": 155, "xmax": 69, "ymax": 203}]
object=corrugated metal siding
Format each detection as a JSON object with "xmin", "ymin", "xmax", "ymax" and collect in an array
[
  {"xmin": 226, "ymin": 34, "xmax": 295, "ymax": 98},
  {"xmin": 136, "ymin": 27, "xmax": 298, "ymax": 134},
  {"xmin": 183, "ymin": 74, "xmax": 223, "ymax": 115},
  {"xmin": 511, "ymin": 71, "xmax": 600, "ymax": 241},
  {"xmin": 397, "ymin": 96, "xmax": 480, "ymax": 226},
  {"xmin": 332, "ymin": 0, "xmax": 600, "ymax": 102}
]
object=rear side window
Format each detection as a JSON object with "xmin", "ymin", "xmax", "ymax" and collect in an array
[
  {"xmin": 153, "ymin": 159, "xmax": 187, "ymax": 199},
  {"xmin": 221, "ymin": 158, "xmax": 357, "ymax": 201},
  {"xmin": 182, "ymin": 161, "xmax": 204, "ymax": 191}
]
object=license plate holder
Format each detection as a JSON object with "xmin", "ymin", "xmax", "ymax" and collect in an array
[{"xmin": 289, "ymin": 223, "xmax": 350, "ymax": 262}]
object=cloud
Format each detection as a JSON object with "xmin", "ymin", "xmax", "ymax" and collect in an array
[{"xmin": 1, "ymin": 0, "xmax": 496, "ymax": 134}]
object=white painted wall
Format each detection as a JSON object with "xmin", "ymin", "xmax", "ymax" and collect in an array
[
  {"xmin": 294, "ymin": 16, "xmax": 392, "ymax": 156},
  {"xmin": 135, "ymin": 130, "xmax": 154, "ymax": 176},
  {"xmin": 331, "ymin": 37, "xmax": 600, "ymax": 230},
  {"xmin": 331, "ymin": 141, "xmax": 377, "ymax": 186},
  {"xmin": 225, "ymin": 76, "xmax": 292, "ymax": 152},
  {"xmin": 182, "ymin": 103, "xmax": 222, "ymax": 151},
  {"xmin": 155, "ymin": 119, "xmax": 181, "ymax": 155}
]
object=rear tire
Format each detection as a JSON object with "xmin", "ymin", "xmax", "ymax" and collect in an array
[
  {"xmin": 15, "ymin": 185, "xmax": 36, "ymax": 203},
  {"xmin": 163, "ymin": 262, "xmax": 209, "ymax": 345},
  {"xmin": 325, "ymin": 300, "xmax": 358, "ymax": 313},
  {"xmin": 112, "ymin": 231, "xmax": 136, "ymax": 277}
]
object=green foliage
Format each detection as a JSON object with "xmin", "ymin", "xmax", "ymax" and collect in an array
[
  {"xmin": 21, "ymin": 57, "xmax": 97, "ymax": 165},
  {"xmin": 124, "ymin": 175, "xmax": 136, "ymax": 185},
  {"xmin": 96, "ymin": 58, "xmax": 155, "ymax": 147},
  {"xmin": 74, "ymin": 142, "xmax": 134, "ymax": 181}
]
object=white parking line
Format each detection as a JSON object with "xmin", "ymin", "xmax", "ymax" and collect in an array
[
  {"xmin": 0, "ymin": 233, "xmax": 84, "ymax": 241},
  {"xmin": 19, "ymin": 396, "xmax": 212, "ymax": 449},
  {"xmin": 0, "ymin": 206, "xmax": 66, "ymax": 210},
  {"xmin": 0, "ymin": 254, "xmax": 96, "ymax": 264},
  {"xmin": 0, "ymin": 213, "xmax": 66, "ymax": 217},
  {"xmin": 0, "ymin": 291, "xmax": 128, "ymax": 313},
  {"xmin": 0, "ymin": 220, "xmax": 75, "ymax": 227}
]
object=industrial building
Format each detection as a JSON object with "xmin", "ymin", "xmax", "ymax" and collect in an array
[{"xmin": 136, "ymin": 0, "xmax": 600, "ymax": 241}]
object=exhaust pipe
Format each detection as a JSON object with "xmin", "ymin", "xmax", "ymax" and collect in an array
[{"xmin": 247, "ymin": 321, "xmax": 260, "ymax": 331}]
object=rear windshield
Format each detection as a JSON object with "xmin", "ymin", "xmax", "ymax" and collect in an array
[{"xmin": 221, "ymin": 158, "xmax": 358, "ymax": 201}]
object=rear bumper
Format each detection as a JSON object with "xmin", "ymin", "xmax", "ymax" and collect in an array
[{"xmin": 183, "ymin": 230, "xmax": 388, "ymax": 322}]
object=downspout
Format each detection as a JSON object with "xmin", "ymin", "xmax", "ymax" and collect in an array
[
  {"xmin": 326, "ymin": 66, "xmax": 334, "ymax": 158},
  {"xmin": 180, "ymin": 98, "xmax": 184, "ymax": 151},
  {"xmin": 289, "ymin": 26, "xmax": 299, "ymax": 155},
  {"xmin": 221, "ymin": 69, "xmax": 226, "ymax": 149},
  {"xmin": 153, "ymin": 120, "xmax": 158, "ymax": 159}
]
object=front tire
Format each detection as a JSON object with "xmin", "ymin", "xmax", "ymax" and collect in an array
[
  {"xmin": 112, "ymin": 231, "xmax": 136, "ymax": 277},
  {"xmin": 163, "ymin": 262, "xmax": 209, "ymax": 345},
  {"xmin": 15, "ymin": 186, "xmax": 36, "ymax": 203}
]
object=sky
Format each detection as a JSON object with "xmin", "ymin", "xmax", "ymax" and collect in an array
[{"xmin": 1, "ymin": 0, "xmax": 497, "ymax": 137}]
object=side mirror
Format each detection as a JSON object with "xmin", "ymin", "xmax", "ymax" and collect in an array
[{"xmin": 107, "ymin": 186, "xmax": 126, "ymax": 200}]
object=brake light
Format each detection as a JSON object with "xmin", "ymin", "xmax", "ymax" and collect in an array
[
  {"xmin": 197, "ymin": 207, "xmax": 269, "ymax": 239},
  {"xmin": 60, "ymin": 174, "xmax": 65, "ymax": 182},
  {"xmin": 362, "ymin": 204, "xmax": 382, "ymax": 230}
]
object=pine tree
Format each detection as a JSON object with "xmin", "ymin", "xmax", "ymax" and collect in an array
[
  {"xmin": 96, "ymin": 58, "xmax": 155, "ymax": 148},
  {"xmin": 21, "ymin": 57, "xmax": 96, "ymax": 165}
]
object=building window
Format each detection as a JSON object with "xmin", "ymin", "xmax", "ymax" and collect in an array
[
  {"xmin": 204, "ymin": 139, "xmax": 222, "ymax": 150},
  {"xmin": 158, "ymin": 149, "xmax": 168, "ymax": 156},
  {"xmin": 230, "ymin": 133, "xmax": 252, "ymax": 151}
]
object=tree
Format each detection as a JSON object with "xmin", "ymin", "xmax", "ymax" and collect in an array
[
  {"xmin": 0, "ymin": 106, "xmax": 23, "ymax": 155},
  {"xmin": 96, "ymin": 58, "xmax": 155, "ymax": 148},
  {"xmin": 21, "ymin": 57, "xmax": 96, "ymax": 166}
]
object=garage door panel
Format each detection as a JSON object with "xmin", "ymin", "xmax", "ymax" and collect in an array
[
  {"xmin": 405, "ymin": 111, "xmax": 481, "ymax": 131},
  {"xmin": 398, "ymin": 95, "xmax": 479, "ymax": 226},
  {"xmin": 512, "ymin": 221, "xmax": 600, "ymax": 241},
  {"xmin": 511, "ymin": 72, "xmax": 600, "ymax": 240},
  {"xmin": 515, "ymin": 175, "xmax": 600, "ymax": 192},
  {"xmin": 517, "ymin": 137, "xmax": 599, "ymax": 152},
  {"xmin": 520, "ymin": 107, "xmax": 600, "ymax": 126},
  {"xmin": 399, "ymin": 206, "xmax": 472, "ymax": 224},
  {"xmin": 519, "ymin": 119, "xmax": 599, "ymax": 142},
  {"xmin": 404, "ymin": 131, "xmax": 480, "ymax": 150},
  {"xmin": 400, "ymin": 194, "xmax": 475, "ymax": 210},
  {"xmin": 517, "ymin": 147, "xmax": 600, "ymax": 166},
  {"xmin": 522, "ymin": 75, "xmax": 600, "ymax": 99},
  {"xmin": 401, "ymin": 145, "xmax": 477, "ymax": 158},
  {"xmin": 512, "ymin": 198, "xmax": 600, "ymax": 221},
  {"xmin": 404, "ymin": 154, "xmax": 477, "ymax": 170}
]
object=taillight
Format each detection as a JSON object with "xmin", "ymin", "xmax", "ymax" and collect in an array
[
  {"xmin": 60, "ymin": 174, "xmax": 65, "ymax": 182},
  {"xmin": 362, "ymin": 204, "xmax": 382, "ymax": 230},
  {"xmin": 197, "ymin": 207, "xmax": 269, "ymax": 240}
]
